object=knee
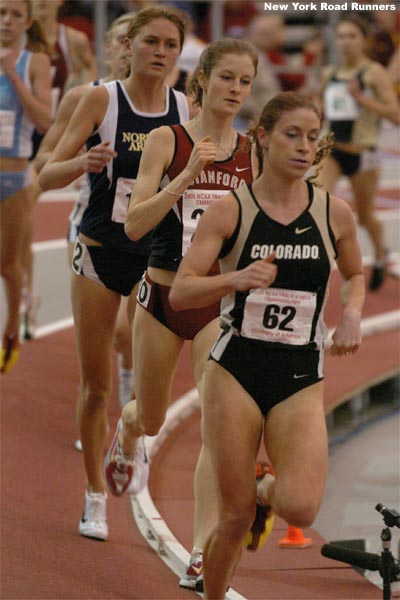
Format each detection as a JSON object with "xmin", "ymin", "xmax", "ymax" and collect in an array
[
  {"xmin": 82, "ymin": 380, "xmax": 111, "ymax": 414},
  {"xmin": 113, "ymin": 326, "xmax": 131, "ymax": 354},
  {"xmin": 278, "ymin": 497, "xmax": 320, "ymax": 528},
  {"xmin": 219, "ymin": 508, "xmax": 254, "ymax": 543},
  {"xmin": 357, "ymin": 210, "xmax": 376, "ymax": 228},
  {"xmin": 1, "ymin": 258, "xmax": 21, "ymax": 281}
]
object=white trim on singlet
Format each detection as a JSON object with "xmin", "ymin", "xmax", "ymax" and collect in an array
[
  {"xmin": 173, "ymin": 88, "xmax": 190, "ymax": 122},
  {"xmin": 96, "ymin": 80, "xmax": 119, "ymax": 185}
]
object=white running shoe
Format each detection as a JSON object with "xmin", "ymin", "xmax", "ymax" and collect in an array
[
  {"xmin": 79, "ymin": 490, "xmax": 108, "ymax": 541},
  {"xmin": 118, "ymin": 369, "xmax": 134, "ymax": 409},
  {"xmin": 179, "ymin": 550, "xmax": 203, "ymax": 590},
  {"xmin": 127, "ymin": 436, "xmax": 149, "ymax": 495}
]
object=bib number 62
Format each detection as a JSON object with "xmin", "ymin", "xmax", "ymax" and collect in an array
[{"xmin": 263, "ymin": 304, "xmax": 296, "ymax": 331}]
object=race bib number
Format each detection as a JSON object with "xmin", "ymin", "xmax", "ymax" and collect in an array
[
  {"xmin": 71, "ymin": 239, "xmax": 86, "ymax": 275},
  {"xmin": 241, "ymin": 287, "xmax": 317, "ymax": 345},
  {"xmin": 136, "ymin": 275, "xmax": 151, "ymax": 309},
  {"xmin": 0, "ymin": 110, "xmax": 15, "ymax": 148},
  {"xmin": 112, "ymin": 177, "xmax": 135, "ymax": 224},
  {"xmin": 182, "ymin": 188, "xmax": 227, "ymax": 255},
  {"xmin": 324, "ymin": 82, "xmax": 360, "ymax": 121}
]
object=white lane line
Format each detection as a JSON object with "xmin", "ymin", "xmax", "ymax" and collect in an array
[
  {"xmin": 38, "ymin": 189, "xmax": 78, "ymax": 203},
  {"xmin": 35, "ymin": 317, "xmax": 74, "ymax": 339},
  {"xmin": 33, "ymin": 239, "xmax": 67, "ymax": 252}
]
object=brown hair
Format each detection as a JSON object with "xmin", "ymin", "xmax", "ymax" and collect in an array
[
  {"xmin": 188, "ymin": 38, "xmax": 258, "ymax": 106},
  {"xmin": 248, "ymin": 92, "xmax": 334, "ymax": 182},
  {"xmin": 126, "ymin": 4, "xmax": 186, "ymax": 50},
  {"xmin": 336, "ymin": 14, "xmax": 370, "ymax": 38},
  {"xmin": 21, "ymin": 0, "xmax": 51, "ymax": 54}
]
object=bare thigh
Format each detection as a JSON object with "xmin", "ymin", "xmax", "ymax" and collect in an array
[
  {"xmin": 191, "ymin": 318, "xmax": 221, "ymax": 394},
  {"xmin": 264, "ymin": 381, "xmax": 328, "ymax": 516},
  {"xmin": 203, "ymin": 361, "xmax": 264, "ymax": 514},
  {"xmin": 71, "ymin": 272, "xmax": 120, "ymax": 395},
  {"xmin": 132, "ymin": 304, "xmax": 184, "ymax": 434},
  {"xmin": 349, "ymin": 168, "xmax": 379, "ymax": 222},
  {"xmin": 0, "ymin": 187, "xmax": 30, "ymax": 271}
]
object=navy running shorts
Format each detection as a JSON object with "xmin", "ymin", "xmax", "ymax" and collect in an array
[{"xmin": 72, "ymin": 239, "xmax": 148, "ymax": 296}]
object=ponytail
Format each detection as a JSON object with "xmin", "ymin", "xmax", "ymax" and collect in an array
[{"xmin": 26, "ymin": 19, "xmax": 51, "ymax": 54}]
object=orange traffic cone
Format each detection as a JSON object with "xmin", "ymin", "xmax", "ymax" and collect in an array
[{"xmin": 279, "ymin": 525, "xmax": 312, "ymax": 548}]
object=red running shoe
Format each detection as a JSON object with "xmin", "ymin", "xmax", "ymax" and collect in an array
[{"xmin": 103, "ymin": 419, "xmax": 134, "ymax": 496}]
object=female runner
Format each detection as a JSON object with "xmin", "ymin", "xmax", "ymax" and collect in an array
[
  {"xmin": 36, "ymin": 14, "xmax": 135, "ymax": 456},
  {"xmin": 169, "ymin": 92, "xmax": 365, "ymax": 598},
  {"xmin": 103, "ymin": 38, "xmax": 258, "ymax": 591},
  {"xmin": 39, "ymin": 5, "xmax": 189, "ymax": 541},
  {"xmin": 318, "ymin": 14, "xmax": 398, "ymax": 291},
  {"xmin": 0, "ymin": 0, "xmax": 52, "ymax": 372}
]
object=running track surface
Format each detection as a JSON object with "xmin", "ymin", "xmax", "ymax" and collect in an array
[{"xmin": 2, "ymin": 195, "xmax": 399, "ymax": 599}]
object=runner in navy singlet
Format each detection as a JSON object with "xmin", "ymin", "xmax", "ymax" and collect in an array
[
  {"xmin": 35, "ymin": 14, "xmax": 137, "ymax": 443},
  {"xmin": 170, "ymin": 92, "xmax": 365, "ymax": 598},
  {"xmin": 103, "ymin": 38, "xmax": 259, "ymax": 593},
  {"xmin": 39, "ymin": 6, "xmax": 190, "ymax": 542}
]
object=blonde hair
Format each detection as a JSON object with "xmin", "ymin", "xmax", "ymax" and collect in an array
[
  {"xmin": 105, "ymin": 13, "xmax": 136, "ymax": 44},
  {"xmin": 188, "ymin": 38, "xmax": 258, "ymax": 107},
  {"xmin": 248, "ymin": 92, "xmax": 334, "ymax": 183}
]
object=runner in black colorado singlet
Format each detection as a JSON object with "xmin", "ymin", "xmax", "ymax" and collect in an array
[{"xmin": 169, "ymin": 92, "xmax": 365, "ymax": 598}]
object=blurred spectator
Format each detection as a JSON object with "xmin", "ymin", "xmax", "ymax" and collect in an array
[
  {"xmin": 300, "ymin": 29, "xmax": 328, "ymax": 97},
  {"xmin": 367, "ymin": 7, "xmax": 399, "ymax": 67},
  {"xmin": 58, "ymin": 0, "xmax": 94, "ymax": 43},
  {"xmin": 175, "ymin": 9, "xmax": 207, "ymax": 74},
  {"xmin": 237, "ymin": 14, "xmax": 281, "ymax": 125},
  {"xmin": 260, "ymin": 14, "xmax": 317, "ymax": 92},
  {"xmin": 191, "ymin": 1, "xmax": 259, "ymax": 43},
  {"xmin": 106, "ymin": 0, "xmax": 156, "ymax": 24},
  {"xmin": 223, "ymin": 0, "xmax": 259, "ymax": 38}
]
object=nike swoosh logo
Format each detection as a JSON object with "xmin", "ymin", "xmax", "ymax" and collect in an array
[
  {"xmin": 191, "ymin": 566, "xmax": 202, "ymax": 575},
  {"xmin": 293, "ymin": 374, "xmax": 310, "ymax": 379},
  {"xmin": 236, "ymin": 166, "xmax": 250, "ymax": 172},
  {"xmin": 295, "ymin": 226, "xmax": 312, "ymax": 235}
]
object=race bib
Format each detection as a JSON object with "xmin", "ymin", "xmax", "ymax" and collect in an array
[
  {"xmin": 324, "ymin": 82, "xmax": 360, "ymax": 121},
  {"xmin": 182, "ymin": 188, "xmax": 227, "ymax": 255},
  {"xmin": 71, "ymin": 239, "xmax": 86, "ymax": 275},
  {"xmin": 0, "ymin": 110, "xmax": 15, "ymax": 148},
  {"xmin": 241, "ymin": 287, "xmax": 317, "ymax": 345},
  {"xmin": 112, "ymin": 177, "xmax": 135, "ymax": 224},
  {"xmin": 136, "ymin": 275, "xmax": 151, "ymax": 309}
]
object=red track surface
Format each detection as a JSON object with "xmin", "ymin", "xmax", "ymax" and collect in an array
[{"xmin": 2, "ymin": 195, "xmax": 398, "ymax": 599}]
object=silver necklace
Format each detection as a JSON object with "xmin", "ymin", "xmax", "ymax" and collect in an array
[{"xmin": 194, "ymin": 117, "xmax": 236, "ymax": 157}]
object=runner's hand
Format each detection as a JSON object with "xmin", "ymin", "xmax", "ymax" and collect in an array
[{"xmin": 232, "ymin": 253, "xmax": 277, "ymax": 292}]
